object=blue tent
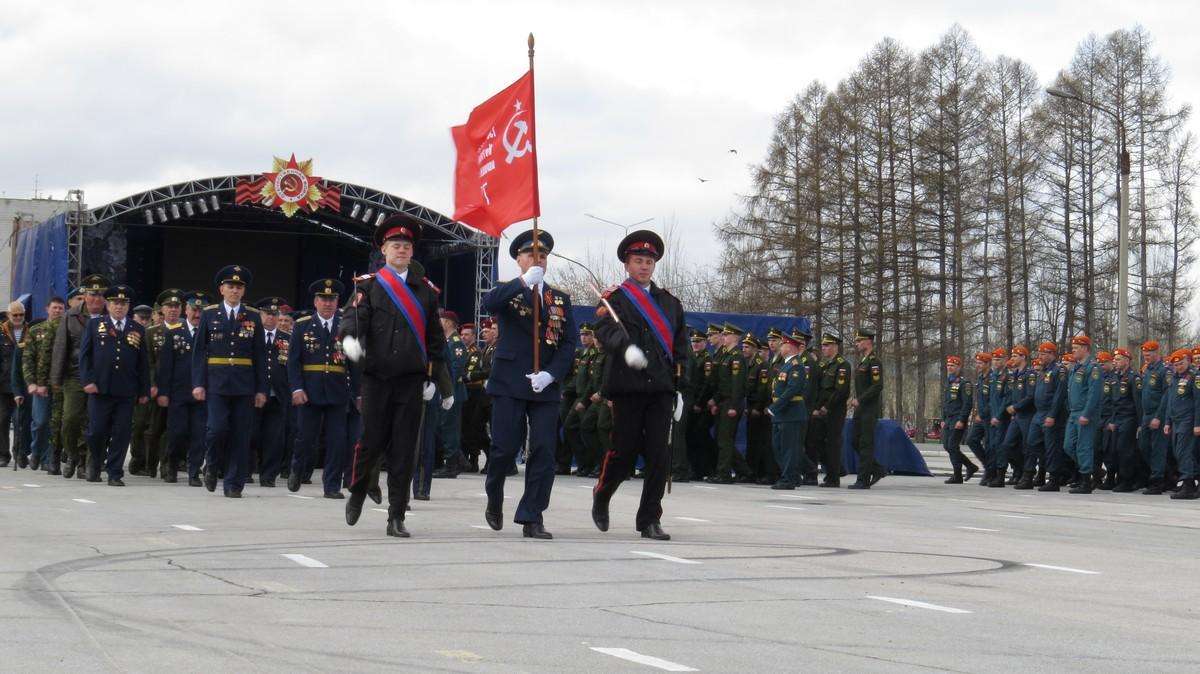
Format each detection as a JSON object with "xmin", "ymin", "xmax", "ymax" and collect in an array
[
  {"xmin": 12, "ymin": 214, "xmax": 70, "ymax": 320},
  {"xmin": 842, "ymin": 418, "xmax": 932, "ymax": 476}
]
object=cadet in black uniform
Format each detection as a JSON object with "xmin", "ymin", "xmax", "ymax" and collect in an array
[
  {"xmin": 591, "ymin": 231, "xmax": 687, "ymax": 540},
  {"xmin": 79, "ymin": 285, "xmax": 149, "ymax": 485},
  {"xmin": 157, "ymin": 293, "xmax": 206, "ymax": 485},
  {"xmin": 848, "ymin": 329, "xmax": 885, "ymax": 489},
  {"xmin": 813, "ymin": 333, "xmax": 851, "ymax": 487}
]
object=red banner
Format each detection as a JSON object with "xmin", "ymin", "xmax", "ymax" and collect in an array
[{"xmin": 452, "ymin": 71, "xmax": 540, "ymax": 237}]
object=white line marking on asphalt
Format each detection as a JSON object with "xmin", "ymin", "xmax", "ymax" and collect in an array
[
  {"xmin": 950, "ymin": 498, "xmax": 986, "ymax": 504},
  {"xmin": 631, "ymin": 551, "xmax": 701, "ymax": 565},
  {"xmin": 1119, "ymin": 513, "xmax": 1152, "ymax": 518},
  {"xmin": 674, "ymin": 517, "xmax": 711, "ymax": 523},
  {"xmin": 171, "ymin": 525, "xmax": 203, "ymax": 531},
  {"xmin": 692, "ymin": 485, "xmax": 717, "ymax": 490},
  {"xmin": 867, "ymin": 595, "xmax": 972, "ymax": 614},
  {"xmin": 72, "ymin": 498, "xmax": 95, "ymax": 504},
  {"xmin": 22, "ymin": 483, "xmax": 41, "ymax": 488},
  {"xmin": 590, "ymin": 647, "xmax": 698, "ymax": 671},
  {"xmin": 470, "ymin": 525, "xmax": 491, "ymax": 530},
  {"xmin": 578, "ymin": 485, "xmax": 593, "ymax": 489},
  {"xmin": 371, "ymin": 508, "xmax": 389, "ymax": 514},
  {"xmin": 955, "ymin": 526, "xmax": 1000, "ymax": 532},
  {"xmin": 781, "ymin": 494, "xmax": 816, "ymax": 500},
  {"xmin": 997, "ymin": 514, "xmax": 1032, "ymax": 519},
  {"xmin": 766, "ymin": 505, "xmax": 806, "ymax": 511},
  {"xmin": 287, "ymin": 494, "xmax": 314, "ymax": 500},
  {"xmin": 1024, "ymin": 563, "xmax": 1100, "ymax": 575},
  {"xmin": 281, "ymin": 554, "xmax": 328, "ymax": 568}
]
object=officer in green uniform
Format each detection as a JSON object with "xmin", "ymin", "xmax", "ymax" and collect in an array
[
  {"xmin": 127, "ymin": 304, "xmax": 154, "ymax": 475},
  {"xmin": 556, "ymin": 323, "xmax": 587, "ymax": 474},
  {"xmin": 794, "ymin": 327, "xmax": 822, "ymax": 484},
  {"xmin": 433, "ymin": 309, "xmax": 469, "ymax": 478},
  {"xmin": 769, "ymin": 332, "xmax": 810, "ymax": 489},
  {"xmin": 579, "ymin": 340, "xmax": 608, "ymax": 477},
  {"xmin": 672, "ymin": 329, "xmax": 706, "ymax": 482},
  {"xmin": 461, "ymin": 321, "xmax": 489, "ymax": 472},
  {"xmin": 685, "ymin": 326, "xmax": 718, "ymax": 479},
  {"xmin": 848, "ymin": 329, "xmax": 885, "ymax": 489},
  {"xmin": 706, "ymin": 322, "xmax": 753, "ymax": 483},
  {"xmin": 51, "ymin": 274, "xmax": 109, "ymax": 479},
  {"xmin": 813, "ymin": 333, "xmax": 851, "ymax": 487},
  {"xmin": 143, "ymin": 290, "xmax": 184, "ymax": 477},
  {"xmin": 24, "ymin": 295, "xmax": 67, "ymax": 473},
  {"xmin": 743, "ymin": 334, "xmax": 775, "ymax": 484},
  {"xmin": 563, "ymin": 324, "xmax": 596, "ymax": 475}
]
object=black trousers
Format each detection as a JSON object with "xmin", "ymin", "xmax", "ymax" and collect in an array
[
  {"xmin": 0, "ymin": 393, "xmax": 13, "ymax": 462},
  {"xmin": 254, "ymin": 397, "xmax": 286, "ymax": 482},
  {"xmin": 348, "ymin": 373, "xmax": 422, "ymax": 519},
  {"xmin": 594, "ymin": 392, "xmax": 672, "ymax": 531},
  {"xmin": 822, "ymin": 410, "xmax": 847, "ymax": 481}
]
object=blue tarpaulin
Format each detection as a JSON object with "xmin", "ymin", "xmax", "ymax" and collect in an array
[
  {"xmin": 570, "ymin": 306, "xmax": 810, "ymax": 339},
  {"xmin": 12, "ymin": 214, "xmax": 69, "ymax": 320},
  {"xmin": 842, "ymin": 418, "xmax": 932, "ymax": 476}
]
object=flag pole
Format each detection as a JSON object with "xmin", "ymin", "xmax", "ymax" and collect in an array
[{"xmin": 528, "ymin": 31, "xmax": 541, "ymax": 372}]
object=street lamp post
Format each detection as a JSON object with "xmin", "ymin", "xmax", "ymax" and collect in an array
[{"xmin": 1047, "ymin": 86, "xmax": 1130, "ymax": 349}]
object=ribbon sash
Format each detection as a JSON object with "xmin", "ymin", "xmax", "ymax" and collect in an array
[
  {"xmin": 376, "ymin": 267, "xmax": 427, "ymax": 362},
  {"xmin": 619, "ymin": 279, "xmax": 673, "ymax": 362}
]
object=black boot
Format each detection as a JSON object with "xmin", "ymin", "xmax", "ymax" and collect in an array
[
  {"xmin": 1014, "ymin": 470, "xmax": 1035, "ymax": 490},
  {"xmin": 988, "ymin": 468, "xmax": 1006, "ymax": 487},
  {"xmin": 1033, "ymin": 468, "xmax": 1046, "ymax": 487},
  {"xmin": 1069, "ymin": 474, "xmax": 1093, "ymax": 494},
  {"xmin": 1037, "ymin": 475, "xmax": 1061, "ymax": 492},
  {"xmin": 978, "ymin": 467, "xmax": 992, "ymax": 487},
  {"xmin": 1099, "ymin": 475, "xmax": 1116, "ymax": 491},
  {"xmin": 1170, "ymin": 478, "xmax": 1199, "ymax": 500},
  {"xmin": 386, "ymin": 516, "xmax": 410, "ymax": 537},
  {"xmin": 591, "ymin": 498, "xmax": 610, "ymax": 532},
  {"xmin": 944, "ymin": 469, "xmax": 964, "ymax": 485},
  {"xmin": 963, "ymin": 462, "xmax": 978, "ymax": 483},
  {"xmin": 1142, "ymin": 479, "xmax": 1165, "ymax": 495}
]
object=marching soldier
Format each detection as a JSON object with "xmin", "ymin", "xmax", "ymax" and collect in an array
[
  {"xmin": 986, "ymin": 348, "xmax": 1011, "ymax": 485},
  {"xmin": 743, "ymin": 334, "xmax": 775, "ymax": 484},
  {"xmin": 966, "ymin": 353, "xmax": 992, "ymax": 483},
  {"xmin": 590, "ymin": 230, "xmax": 687, "ymax": 540},
  {"xmin": 476, "ymin": 317, "xmax": 498, "ymax": 472},
  {"xmin": 157, "ymin": 292, "xmax": 206, "ymax": 485},
  {"xmin": 847, "ymin": 329, "xmax": 884, "ymax": 489},
  {"xmin": 794, "ymin": 327, "xmax": 822, "ymax": 484},
  {"xmin": 685, "ymin": 329, "xmax": 715, "ymax": 480},
  {"xmin": 555, "ymin": 323, "xmax": 584, "ymax": 475},
  {"xmin": 707, "ymin": 322, "xmax": 753, "ymax": 483},
  {"xmin": 1106, "ymin": 348, "xmax": 1142, "ymax": 491},
  {"xmin": 192, "ymin": 265, "xmax": 268, "ymax": 498},
  {"xmin": 126, "ymin": 305, "xmax": 154, "ymax": 475},
  {"xmin": 253, "ymin": 296, "xmax": 291, "ymax": 487},
  {"xmin": 1095, "ymin": 351, "xmax": 1117, "ymax": 488},
  {"xmin": 79, "ymin": 284, "xmax": 149, "ymax": 485},
  {"xmin": 940, "ymin": 355, "xmax": 977, "ymax": 484},
  {"xmin": 23, "ymin": 296, "xmax": 65, "ymax": 473},
  {"xmin": 461, "ymin": 321, "xmax": 490, "ymax": 472},
  {"xmin": 578, "ymin": 340, "xmax": 608, "ymax": 478},
  {"xmin": 1027, "ymin": 343, "xmax": 1068, "ymax": 491},
  {"xmin": 812, "ymin": 332, "xmax": 851, "ymax": 487},
  {"xmin": 52, "ymin": 274, "xmax": 108, "ymax": 479},
  {"xmin": 1063, "ymin": 335, "xmax": 1103, "ymax": 494},
  {"xmin": 671, "ymin": 329, "xmax": 706, "ymax": 483},
  {"xmin": 768, "ymin": 331, "xmax": 810, "ymax": 490},
  {"xmin": 479, "ymin": 228, "xmax": 578, "ymax": 539},
  {"xmin": 342, "ymin": 215, "xmax": 452, "ymax": 537},
  {"xmin": 141, "ymin": 290, "xmax": 183, "ymax": 478},
  {"xmin": 563, "ymin": 324, "xmax": 596, "ymax": 475},
  {"xmin": 1138, "ymin": 341, "xmax": 1170, "ymax": 494},
  {"xmin": 997, "ymin": 346, "xmax": 1036, "ymax": 487},
  {"xmin": 288, "ymin": 279, "xmax": 356, "ymax": 498},
  {"xmin": 433, "ymin": 309, "xmax": 469, "ymax": 478},
  {"xmin": 1153, "ymin": 349, "xmax": 1199, "ymax": 500}
]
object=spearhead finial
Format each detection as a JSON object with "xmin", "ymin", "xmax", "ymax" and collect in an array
[{"xmin": 528, "ymin": 33, "xmax": 535, "ymax": 49}]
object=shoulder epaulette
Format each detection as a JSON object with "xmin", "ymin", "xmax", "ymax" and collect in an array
[
  {"xmin": 204, "ymin": 304, "xmax": 218, "ymax": 310},
  {"xmin": 354, "ymin": 273, "xmax": 375, "ymax": 283},
  {"xmin": 295, "ymin": 315, "xmax": 313, "ymax": 323},
  {"xmin": 243, "ymin": 306, "xmax": 260, "ymax": 314},
  {"xmin": 165, "ymin": 322, "xmax": 183, "ymax": 330}
]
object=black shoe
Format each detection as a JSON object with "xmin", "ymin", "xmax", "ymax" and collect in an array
[
  {"xmin": 77, "ymin": 467, "xmax": 87, "ymax": 480},
  {"xmin": 1112, "ymin": 481, "xmax": 1135, "ymax": 493},
  {"xmin": 978, "ymin": 468, "xmax": 991, "ymax": 486},
  {"xmin": 1033, "ymin": 469, "xmax": 1046, "ymax": 487},
  {"xmin": 755, "ymin": 476, "xmax": 774, "ymax": 485},
  {"xmin": 63, "ymin": 462, "xmax": 76, "ymax": 479},
  {"xmin": 223, "ymin": 489, "xmax": 242, "ymax": 498},
  {"xmin": 107, "ymin": 478, "xmax": 125, "ymax": 487},
  {"xmin": 485, "ymin": 508, "xmax": 503, "ymax": 531},
  {"xmin": 1098, "ymin": 476, "xmax": 1115, "ymax": 491},
  {"xmin": 1142, "ymin": 480, "xmax": 1165, "ymax": 495},
  {"xmin": 188, "ymin": 477, "xmax": 202, "ymax": 487},
  {"xmin": 705, "ymin": 475, "xmax": 734, "ymax": 484},
  {"xmin": 801, "ymin": 475, "xmax": 819, "ymax": 486},
  {"xmin": 163, "ymin": 474, "xmax": 178, "ymax": 484},
  {"xmin": 204, "ymin": 468, "xmax": 217, "ymax": 492},
  {"xmin": 770, "ymin": 480, "xmax": 796, "ymax": 490},
  {"xmin": 260, "ymin": 479, "xmax": 276, "ymax": 488},
  {"xmin": 1014, "ymin": 471, "xmax": 1035, "ymax": 490},
  {"xmin": 555, "ymin": 467, "xmax": 571, "ymax": 476},
  {"xmin": 987, "ymin": 476, "xmax": 1006, "ymax": 488},
  {"xmin": 1005, "ymin": 474, "xmax": 1019, "ymax": 485},
  {"xmin": 1069, "ymin": 475, "xmax": 1093, "ymax": 494},
  {"xmin": 287, "ymin": 472, "xmax": 301, "ymax": 492},
  {"xmin": 964, "ymin": 464, "xmax": 978, "ymax": 482},
  {"xmin": 944, "ymin": 474, "xmax": 963, "ymax": 484},
  {"xmin": 820, "ymin": 479, "xmax": 840, "ymax": 488},
  {"xmin": 245, "ymin": 475, "xmax": 255, "ymax": 484},
  {"xmin": 345, "ymin": 492, "xmax": 365, "ymax": 526},
  {"xmin": 1170, "ymin": 478, "xmax": 1199, "ymax": 500},
  {"xmin": 509, "ymin": 466, "xmax": 521, "ymax": 477},
  {"xmin": 18, "ymin": 455, "xmax": 29, "ymax": 469},
  {"xmin": 324, "ymin": 491, "xmax": 344, "ymax": 499},
  {"xmin": 1038, "ymin": 476, "xmax": 1061, "ymax": 492},
  {"xmin": 672, "ymin": 474, "xmax": 692, "ymax": 483},
  {"xmin": 367, "ymin": 486, "xmax": 383, "ymax": 505},
  {"xmin": 846, "ymin": 480, "xmax": 869, "ymax": 490},
  {"xmin": 432, "ymin": 468, "xmax": 459, "ymax": 479},
  {"xmin": 640, "ymin": 522, "xmax": 671, "ymax": 540},
  {"xmin": 413, "ymin": 493, "xmax": 430, "ymax": 501},
  {"xmin": 301, "ymin": 478, "xmax": 313, "ymax": 484},
  {"xmin": 869, "ymin": 468, "xmax": 887, "ymax": 486},
  {"xmin": 48, "ymin": 466, "xmax": 61, "ymax": 476},
  {"xmin": 522, "ymin": 523, "xmax": 552, "ymax": 539},
  {"xmin": 86, "ymin": 465, "xmax": 101, "ymax": 482},
  {"xmin": 591, "ymin": 500, "xmax": 609, "ymax": 532},
  {"xmin": 387, "ymin": 517, "xmax": 410, "ymax": 538}
]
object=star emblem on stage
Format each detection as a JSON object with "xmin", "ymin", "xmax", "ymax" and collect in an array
[{"xmin": 235, "ymin": 154, "xmax": 342, "ymax": 217}]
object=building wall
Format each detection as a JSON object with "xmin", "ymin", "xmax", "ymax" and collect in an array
[{"xmin": 1, "ymin": 197, "xmax": 81, "ymax": 303}]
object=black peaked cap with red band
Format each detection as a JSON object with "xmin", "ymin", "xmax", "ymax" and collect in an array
[
  {"xmin": 617, "ymin": 229, "xmax": 665, "ymax": 262},
  {"xmin": 374, "ymin": 213, "xmax": 424, "ymax": 247}
]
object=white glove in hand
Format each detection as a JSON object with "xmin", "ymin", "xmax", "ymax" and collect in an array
[
  {"xmin": 624, "ymin": 344, "xmax": 648, "ymax": 370},
  {"xmin": 422, "ymin": 382, "xmax": 436, "ymax": 401},
  {"xmin": 342, "ymin": 336, "xmax": 364, "ymax": 362},
  {"xmin": 673, "ymin": 392, "xmax": 684, "ymax": 422},
  {"xmin": 526, "ymin": 371, "xmax": 554, "ymax": 393},
  {"xmin": 441, "ymin": 395, "xmax": 455, "ymax": 410},
  {"xmin": 521, "ymin": 265, "xmax": 545, "ymax": 287}
]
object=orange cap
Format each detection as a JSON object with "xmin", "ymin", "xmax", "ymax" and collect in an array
[
  {"xmin": 1071, "ymin": 334, "xmax": 1091, "ymax": 347},
  {"xmin": 1141, "ymin": 340, "xmax": 1159, "ymax": 352},
  {"xmin": 991, "ymin": 348, "xmax": 1007, "ymax": 359},
  {"xmin": 1062, "ymin": 353, "xmax": 1075, "ymax": 363},
  {"xmin": 1168, "ymin": 349, "xmax": 1189, "ymax": 364},
  {"xmin": 1038, "ymin": 341, "xmax": 1058, "ymax": 354},
  {"xmin": 1096, "ymin": 351, "xmax": 1113, "ymax": 363},
  {"xmin": 1011, "ymin": 345, "xmax": 1029, "ymax": 357},
  {"xmin": 975, "ymin": 352, "xmax": 991, "ymax": 362},
  {"xmin": 1113, "ymin": 347, "xmax": 1131, "ymax": 359},
  {"xmin": 1191, "ymin": 346, "xmax": 1200, "ymax": 357},
  {"xmin": 946, "ymin": 355, "xmax": 962, "ymax": 366}
]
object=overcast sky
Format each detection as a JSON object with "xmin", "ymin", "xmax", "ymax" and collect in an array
[{"xmin": 3, "ymin": 0, "xmax": 1197, "ymax": 283}]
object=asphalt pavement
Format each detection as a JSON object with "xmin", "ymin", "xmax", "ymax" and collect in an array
[{"xmin": 2, "ymin": 465, "xmax": 1199, "ymax": 672}]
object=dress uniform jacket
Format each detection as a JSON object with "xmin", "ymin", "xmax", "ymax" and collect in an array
[
  {"xmin": 79, "ymin": 317, "xmax": 149, "ymax": 399},
  {"xmin": 191, "ymin": 304, "xmax": 268, "ymax": 396},
  {"xmin": 481, "ymin": 278, "xmax": 577, "ymax": 400}
]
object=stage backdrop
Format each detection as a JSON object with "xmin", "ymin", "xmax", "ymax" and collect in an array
[{"xmin": 12, "ymin": 214, "xmax": 70, "ymax": 321}]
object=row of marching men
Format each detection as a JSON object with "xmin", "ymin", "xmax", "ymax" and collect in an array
[{"xmin": 941, "ymin": 335, "xmax": 1200, "ymax": 499}]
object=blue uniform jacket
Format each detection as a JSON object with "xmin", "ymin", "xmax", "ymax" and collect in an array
[
  {"xmin": 1138, "ymin": 360, "xmax": 1167, "ymax": 424},
  {"xmin": 768, "ymin": 355, "xmax": 808, "ymax": 422},
  {"xmin": 445, "ymin": 332, "xmax": 469, "ymax": 401},
  {"xmin": 974, "ymin": 372, "xmax": 990, "ymax": 421},
  {"xmin": 262, "ymin": 328, "xmax": 291, "ymax": 401},
  {"xmin": 191, "ymin": 304, "xmax": 268, "ymax": 396},
  {"xmin": 156, "ymin": 321, "xmax": 198, "ymax": 402},
  {"xmin": 1066, "ymin": 356, "xmax": 1103, "ymax": 419},
  {"xmin": 1155, "ymin": 367, "xmax": 1200, "ymax": 428},
  {"xmin": 287, "ymin": 313, "xmax": 356, "ymax": 406},
  {"xmin": 941, "ymin": 373, "xmax": 972, "ymax": 424},
  {"xmin": 1008, "ymin": 368, "xmax": 1037, "ymax": 418},
  {"xmin": 79, "ymin": 316, "xmax": 149, "ymax": 398},
  {"xmin": 1033, "ymin": 363, "xmax": 1068, "ymax": 422},
  {"xmin": 988, "ymin": 370, "xmax": 1010, "ymax": 422},
  {"xmin": 481, "ymin": 278, "xmax": 578, "ymax": 402}
]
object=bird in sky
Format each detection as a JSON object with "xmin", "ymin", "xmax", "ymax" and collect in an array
[
  {"xmin": 697, "ymin": 178, "xmax": 710, "ymax": 183},
  {"xmin": 728, "ymin": 149, "xmax": 738, "ymax": 154}
]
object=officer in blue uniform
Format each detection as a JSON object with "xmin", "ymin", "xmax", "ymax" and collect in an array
[
  {"xmin": 480, "ymin": 229, "xmax": 578, "ymax": 539},
  {"xmin": 1026, "ymin": 343, "xmax": 1068, "ymax": 491},
  {"xmin": 1153, "ymin": 349, "xmax": 1200, "ymax": 499},
  {"xmin": 768, "ymin": 332, "xmax": 809, "ymax": 490},
  {"xmin": 1105, "ymin": 348, "xmax": 1141, "ymax": 491},
  {"xmin": 986, "ymin": 349, "xmax": 1011, "ymax": 485},
  {"xmin": 191, "ymin": 265, "xmax": 268, "ymax": 498},
  {"xmin": 940, "ymin": 355, "xmax": 977, "ymax": 484},
  {"xmin": 287, "ymin": 279, "xmax": 356, "ymax": 498},
  {"xmin": 79, "ymin": 284, "xmax": 149, "ymax": 485},
  {"xmin": 1138, "ymin": 341, "xmax": 1170, "ymax": 494},
  {"xmin": 1063, "ymin": 334, "xmax": 1103, "ymax": 494},
  {"xmin": 996, "ymin": 346, "xmax": 1036, "ymax": 487},
  {"xmin": 157, "ymin": 292, "xmax": 207, "ymax": 486},
  {"xmin": 253, "ymin": 296, "xmax": 291, "ymax": 487},
  {"xmin": 433, "ymin": 309, "xmax": 470, "ymax": 478}
]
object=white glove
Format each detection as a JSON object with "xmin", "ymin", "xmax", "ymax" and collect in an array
[
  {"xmin": 422, "ymin": 382, "xmax": 436, "ymax": 401},
  {"xmin": 767, "ymin": 408, "xmax": 774, "ymax": 417},
  {"xmin": 624, "ymin": 344, "xmax": 648, "ymax": 370},
  {"xmin": 342, "ymin": 336, "xmax": 364, "ymax": 362},
  {"xmin": 521, "ymin": 265, "xmax": 544, "ymax": 287},
  {"xmin": 673, "ymin": 392, "xmax": 684, "ymax": 422},
  {"xmin": 526, "ymin": 371, "xmax": 554, "ymax": 393},
  {"xmin": 441, "ymin": 395, "xmax": 455, "ymax": 410}
]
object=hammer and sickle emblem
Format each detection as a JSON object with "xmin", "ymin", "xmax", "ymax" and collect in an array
[{"xmin": 503, "ymin": 105, "xmax": 533, "ymax": 164}]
